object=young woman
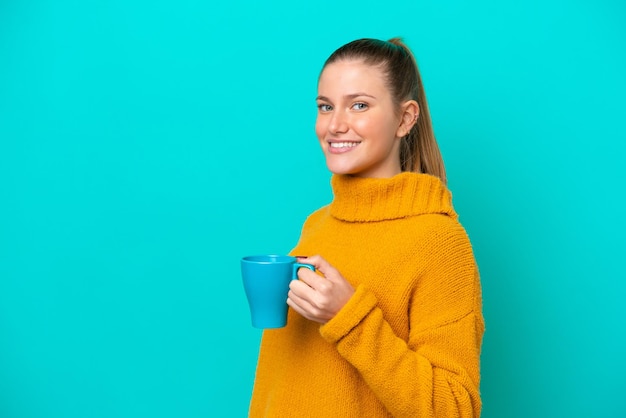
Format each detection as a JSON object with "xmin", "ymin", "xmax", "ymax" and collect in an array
[{"xmin": 249, "ymin": 38, "xmax": 484, "ymax": 417}]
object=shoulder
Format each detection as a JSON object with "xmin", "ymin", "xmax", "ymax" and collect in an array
[
  {"xmin": 424, "ymin": 214, "xmax": 473, "ymax": 254},
  {"xmin": 301, "ymin": 205, "xmax": 332, "ymax": 228},
  {"xmin": 405, "ymin": 213, "xmax": 478, "ymax": 299},
  {"xmin": 402, "ymin": 213, "xmax": 474, "ymax": 260},
  {"xmin": 408, "ymin": 214, "xmax": 480, "ymax": 325}
]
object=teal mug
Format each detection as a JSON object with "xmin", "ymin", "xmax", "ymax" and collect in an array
[{"xmin": 241, "ymin": 255, "xmax": 315, "ymax": 328}]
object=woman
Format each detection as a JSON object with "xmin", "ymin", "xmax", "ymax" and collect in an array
[{"xmin": 250, "ymin": 38, "xmax": 484, "ymax": 417}]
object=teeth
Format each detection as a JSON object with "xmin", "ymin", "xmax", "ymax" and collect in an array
[{"xmin": 330, "ymin": 142, "xmax": 359, "ymax": 148}]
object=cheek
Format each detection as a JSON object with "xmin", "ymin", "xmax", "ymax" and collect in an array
[
  {"xmin": 315, "ymin": 118, "xmax": 325, "ymax": 140},
  {"xmin": 352, "ymin": 118, "xmax": 378, "ymax": 139},
  {"xmin": 360, "ymin": 116, "xmax": 398, "ymax": 141}
]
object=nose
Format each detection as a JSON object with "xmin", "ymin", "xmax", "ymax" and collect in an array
[{"xmin": 328, "ymin": 109, "xmax": 349, "ymax": 134}]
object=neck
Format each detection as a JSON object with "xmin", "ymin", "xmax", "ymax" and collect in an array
[{"xmin": 329, "ymin": 172, "xmax": 457, "ymax": 222}]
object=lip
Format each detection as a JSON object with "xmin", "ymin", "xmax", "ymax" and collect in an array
[{"xmin": 327, "ymin": 140, "xmax": 361, "ymax": 154}]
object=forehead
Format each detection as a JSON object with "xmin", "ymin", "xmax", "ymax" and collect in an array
[{"xmin": 318, "ymin": 59, "xmax": 388, "ymax": 94}]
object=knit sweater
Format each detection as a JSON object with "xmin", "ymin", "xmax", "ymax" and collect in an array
[{"xmin": 249, "ymin": 172, "xmax": 484, "ymax": 418}]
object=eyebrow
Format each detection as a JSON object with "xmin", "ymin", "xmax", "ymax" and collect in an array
[{"xmin": 316, "ymin": 93, "xmax": 377, "ymax": 102}]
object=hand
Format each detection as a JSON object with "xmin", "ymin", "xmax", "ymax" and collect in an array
[{"xmin": 287, "ymin": 255, "xmax": 355, "ymax": 324}]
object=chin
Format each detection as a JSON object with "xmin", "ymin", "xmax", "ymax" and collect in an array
[{"xmin": 325, "ymin": 162, "xmax": 359, "ymax": 176}]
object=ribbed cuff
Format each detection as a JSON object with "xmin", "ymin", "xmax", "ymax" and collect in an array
[{"xmin": 320, "ymin": 284, "xmax": 378, "ymax": 344}]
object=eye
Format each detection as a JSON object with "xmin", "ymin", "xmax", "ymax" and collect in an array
[
  {"xmin": 318, "ymin": 103, "xmax": 333, "ymax": 112},
  {"xmin": 352, "ymin": 102, "xmax": 368, "ymax": 111}
]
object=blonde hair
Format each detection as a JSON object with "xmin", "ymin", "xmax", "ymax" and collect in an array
[{"xmin": 321, "ymin": 38, "xmax": 447, "ymax": 184}]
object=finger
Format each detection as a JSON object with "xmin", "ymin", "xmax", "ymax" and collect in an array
[
  {"xmin": 290, "ymin": 278, "xmax": 326, "ymax": 310},
  {"xmin": 289, "ymin": 278, "xmax": 314, "ymax": 297},
  {"xmin": 287, "ymin": 285, "xmax": 311, "ymax": 309},
  {"xmin": 287, "ymin": 288, "xmax": 319, "ymax": 321},
  {"xmin": 286, "ymin": 295, "xmax": 308, "ymax": 319},
  {"xmin": 299, "ymin": 255, "xmax": 340, "ymax": 280},
  {"xmin": 296, "ymin": 266, "xmax": 326, "ymax": 290}
]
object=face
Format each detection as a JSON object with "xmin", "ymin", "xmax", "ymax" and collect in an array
[{"xmin": 315, "ymin": 59, "xmax": 415, "ymax": 178}]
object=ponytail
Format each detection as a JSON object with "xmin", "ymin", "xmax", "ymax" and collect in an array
[{"xmin": 388, "ymin": 38, "xmax": 446, "ymax": 184}]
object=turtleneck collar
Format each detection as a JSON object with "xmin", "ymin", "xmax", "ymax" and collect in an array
[{"xmin": 329, "ymin": 172, "xmax": 457, "ymax": 222}]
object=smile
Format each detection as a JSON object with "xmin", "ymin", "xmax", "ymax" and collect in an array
[
  {"xmin": 328, "ymin": 141, "xmax": 361, "ymax": 154},
  {"xmin": 329, "ymin": 141, "xmax": 361, "ymax": 151}
]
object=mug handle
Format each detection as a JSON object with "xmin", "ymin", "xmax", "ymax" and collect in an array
[{"xmin": 293, "ymin": 263, "xmax": 315, "ymax": 279}]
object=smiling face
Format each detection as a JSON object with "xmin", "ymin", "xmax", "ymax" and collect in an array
[{"xmin": 315, "ymin": 59, "xmax": 414, "ymax": 178}]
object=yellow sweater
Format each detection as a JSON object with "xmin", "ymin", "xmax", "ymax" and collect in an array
[{"xmin": 250, "ymin": 172, "xmax": 484, "ymax": 417}]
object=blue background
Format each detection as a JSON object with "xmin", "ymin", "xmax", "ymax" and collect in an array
[{"xmin": 1, "ymin": 0, "xmax": 625, "ymax": 417}]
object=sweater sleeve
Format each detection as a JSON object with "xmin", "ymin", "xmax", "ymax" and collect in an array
[{"xmin": 319, "ymin": 228, "xmax": 484, "ymax": 418}]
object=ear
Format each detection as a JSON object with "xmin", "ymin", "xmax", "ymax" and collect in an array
[{"xmin": 396, "ymin": 100, "xmax": 419, "ymax": 138}]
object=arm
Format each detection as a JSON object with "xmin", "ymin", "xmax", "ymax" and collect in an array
[
  {"xmin": 289, "ymin": 233, "xmax": 484, "ymax": 417},
  {"xmin": 320, "ymin": 279, "xmax": 483, "ymax": 418}
]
